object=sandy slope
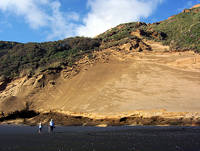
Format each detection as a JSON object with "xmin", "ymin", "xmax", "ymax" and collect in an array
[
  {"xmin": 0, "ymin": 45, "xmax": 200, "ymax": 120},
  {"xmin": 34, "ymin": 51, "xmax": 200, "ymax": 114}
]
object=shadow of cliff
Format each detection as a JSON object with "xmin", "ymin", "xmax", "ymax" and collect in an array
[{"xmin": 0, "ymin": 110, "xmax": 39, "ymax": 122}]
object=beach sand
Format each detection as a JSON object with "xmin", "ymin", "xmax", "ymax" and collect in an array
[{"xmin": 0, "ymin": 125, "xmax": 200, "ymax": 151}]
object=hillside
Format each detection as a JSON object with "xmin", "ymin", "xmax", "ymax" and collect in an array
[
  {"xmin": 0, "ymin": 5, "xmax": 200, "ymax": 80},
  {"xmin": 0, "ymin": 5, "xmax": 200, "ymax": 126},
  {"xmin": 98, "ymin": 5, "xmax": 200, "ymax": 52},
  {"xmin": 0, "ymin": 38, "xmax": 101, "ymax": 80}
]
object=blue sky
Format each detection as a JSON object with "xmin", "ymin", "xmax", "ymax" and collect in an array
[{"xmin": 0, "ymin": 0, "xmax": 199, "ymax": 43}]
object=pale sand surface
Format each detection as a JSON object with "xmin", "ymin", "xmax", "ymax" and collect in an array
[
  {"xmin": 0, "ymin": 51, "xmax": 200, "ymax": 117},
  {"xmin": 30, "ymin": 51, "xmax": 200, "ymax": 114}
]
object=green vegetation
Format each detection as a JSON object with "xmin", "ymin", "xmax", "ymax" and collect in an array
[
  {"xmin": 148, "ymin": 7, "xmax": 200, "ymax": 52},
  {"xmin": 0, "ymin": 37, "xmax": 100, "ymax": 80},
  {"xmin": 98, "ymin": 7, "xmax": 200, "ymax": 52},
  {"xmin": 98, "ymin": 22, "xmax": 147, "ymax": 49},
  {"xmin": 98, "ymin": 22, "xmax": 139, "ymax": 42}
]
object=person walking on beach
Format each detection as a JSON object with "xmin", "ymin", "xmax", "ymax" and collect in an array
[
  {"xmin": 49, "ymin": 119, "xmax": 55, "ymax": 133},
  {"xmin": 38, "ymin": 122, "xmax": 42, "ymax": 134}
]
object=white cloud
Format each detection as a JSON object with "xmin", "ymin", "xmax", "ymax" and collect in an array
[
  {"xmin": 0, "ymin": 0, "xmax": 163, "ymax": 40},
  {"xmin": 46, "ymin": 1, "xmax": 80, "ymax": 40},
  {"xmin": 0, "ymin": 0, "xmax": 79, "ymax": 40},
  {"xmin": 77, "ymin": 0, "xmax": 163, "ymax": 37},
  {"xmin": 0, "ymin": 0, "xmax": 48, "ymax": 29}
]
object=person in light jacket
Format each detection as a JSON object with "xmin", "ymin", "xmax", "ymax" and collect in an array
[
  {"xmin": 38, "ymin": 122, "xmax": 42, "ymax": 134},
  {"xmin": 49, "ymin": 119, "xmax": 55, "ymax": 133}
]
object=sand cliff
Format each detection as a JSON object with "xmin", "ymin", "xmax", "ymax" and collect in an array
[{"xmin": 0, "ymin": 39, "xmax": 200, "ymax": 126}]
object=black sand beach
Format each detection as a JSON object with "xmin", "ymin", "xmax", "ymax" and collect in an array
[{"xmin": 0, "ymin": 125, "xmax": 200, "ymax": 151}]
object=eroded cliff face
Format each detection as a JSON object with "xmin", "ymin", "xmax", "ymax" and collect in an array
[{"xmin": 0, "ymin": 39, "xmax": 200, "ymax": 126}]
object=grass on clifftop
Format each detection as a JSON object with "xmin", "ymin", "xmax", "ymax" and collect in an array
[
  {"xmin": 98, "ymin": 7, "xmax": 200, "ymax": 52},
  {"xmin": 0, "ymin": 37, "xmax": 100, "ymax": 80},
  {"xmin": 149, "ymin": 7, "xmax": 200, "ymax": 52},
  {"xmin": 97, "ymin": 22, "xmax": 147, "ymax": 49}
]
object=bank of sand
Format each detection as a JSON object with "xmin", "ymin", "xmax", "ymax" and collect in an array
[{"xmin": 1, "ymin": 50, "xmax": 200, "ymax": 125}]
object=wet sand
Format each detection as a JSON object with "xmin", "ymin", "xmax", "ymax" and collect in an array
[{"xmin": 0, "ymin": 125, "xmax": 200, "ymax": 151}]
